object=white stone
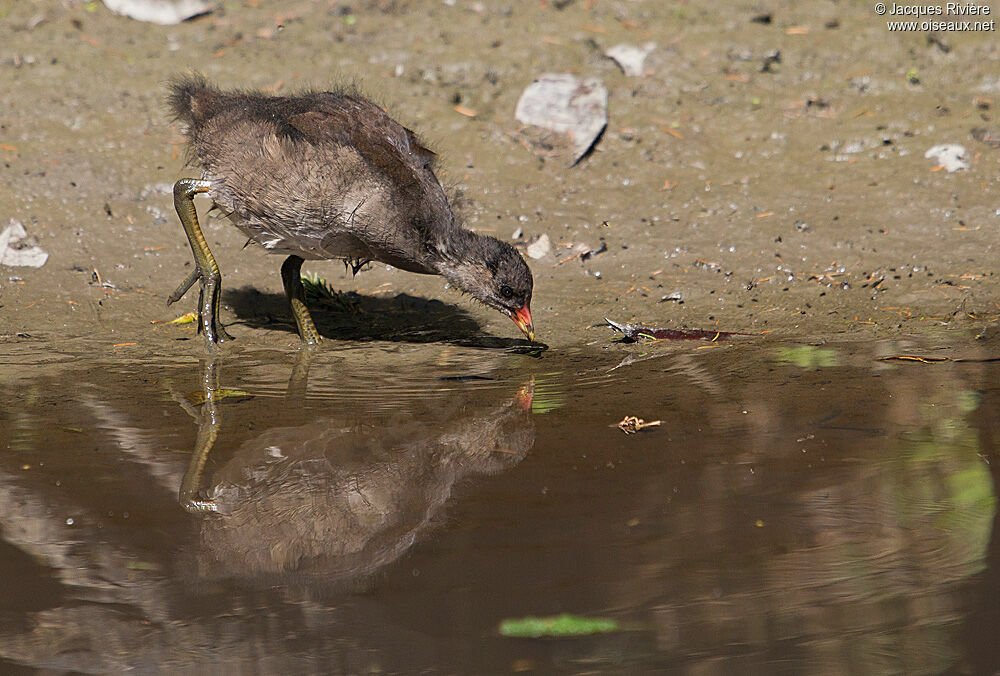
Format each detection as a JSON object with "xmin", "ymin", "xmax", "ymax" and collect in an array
[
  {"xmin": 0, "ymin": 219, "xmax": 48, "ymax": 268},
  {"xmin": 526, "ymin": 234, "xmax": 551, "ymax": 260},
  {"xmin": 924, "ymin": 143, "xmax": 970, "ymax": 172},
  {"xmin": 605, "ymin": 42, "xmax": 656, "ymax": 77},
  {"xmin": 515, "ymin": 74, "xmax": 608, "ymax": 163},
  {"xmin": 102, "ymin": 0, "xmax": 213, "ymax": 25}
]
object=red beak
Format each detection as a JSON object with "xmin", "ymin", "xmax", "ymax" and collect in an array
[
  {"xmin": 511, "ymin": 305, "xmax": 534, "ymax": 341},
  {"xmin": 514, "ymin": 380, "xmax": 534, "ymax": 411}
]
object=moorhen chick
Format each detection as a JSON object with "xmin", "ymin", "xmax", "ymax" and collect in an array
[{"xmin": 165, "ymin": 76, "xmax": 534, "ymax": 347}]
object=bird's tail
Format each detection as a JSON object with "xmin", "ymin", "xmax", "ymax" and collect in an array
[{"xmin": 167, "ymin": 74, "xmax": 224, "ymax": 127}]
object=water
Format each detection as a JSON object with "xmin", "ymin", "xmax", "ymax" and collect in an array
[{"xmin": 1, "ymin": 338, "xmax": 998, "ymax": 673}]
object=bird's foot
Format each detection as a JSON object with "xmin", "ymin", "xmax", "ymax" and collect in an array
[
  {"xmin": 167, "ymin": 264, "xmax": 234, "ymax": 344},
  {"xmin": 281, "ymin": 255, "xmax": 322, "ymax": 345},
  {"xmin": 170, "ymin": 178, "xmax": 234, "ymax": 347}
]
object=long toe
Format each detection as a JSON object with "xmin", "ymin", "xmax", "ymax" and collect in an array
[{"xmin": 167, "ymin": 267, "xmax": 200, "ymax": 306}]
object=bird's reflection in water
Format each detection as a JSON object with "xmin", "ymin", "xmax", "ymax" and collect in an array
[{"xmin": 178, "ymin": 352, "xmax": 535, "ymax": 585}]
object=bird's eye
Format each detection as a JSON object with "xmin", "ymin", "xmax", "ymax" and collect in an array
[{"xmin": 500, "ymin": 284, "xmax": 514, "ymax": 299}]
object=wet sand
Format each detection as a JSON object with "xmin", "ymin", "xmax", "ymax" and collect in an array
[{"xmin": 1, "ymin": 0, "xmax": 998, "ymax": 350}]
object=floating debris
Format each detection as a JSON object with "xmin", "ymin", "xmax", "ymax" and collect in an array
[
  {"xmin": 877, "ymin": 355, "xmax": 952, "ymax": 363},
  {"xmin": 605, "ymin": 42, "xmax": 656, "ymax": 76},
  {"xmin": 605, "ymin": 317, "xmax": 751, "ymax": 342},
  {"xmin": 0, "ymin": 219, "xmax": 48, "ymax": 268},
  {"xmin": 877, "ymin": 354, "xmax": 1000, "ymax": 363},
  {"xmin": 499, "ymin": 614, "xmax": 620, "ymax": 638},
  {"xmin": 924, "ymin": 143, "xmax": 969, "ymax": 172},
  {"xmin": 102, "ymin": 0, "xmax": 213, "ymax": 25},
  {"xmin": 617, "ymin": 415, "xmax": 662, "ymax": 434},
  {"xmin": 514, "ymin": 73, "xmax": 608, "ymax": 164}
]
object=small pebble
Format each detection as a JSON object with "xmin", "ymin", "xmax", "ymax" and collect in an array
[{"xmin": 605, "ymin": 42, "xmax": 656, "ymax": 77}]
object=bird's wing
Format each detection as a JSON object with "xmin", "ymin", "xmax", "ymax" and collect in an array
[
  {"xmin": 284, "ymin": 109, "xmax": 354, "ymax": 148},
  {"xmin": 400, "ymin": 127, "xmax": 437, "ymax": 169},
  {"xmin": 285, "ymin": 103, "xmax": 436, "ymax": 171}
]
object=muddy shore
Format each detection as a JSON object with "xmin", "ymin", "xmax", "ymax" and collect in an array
[{"xmin": 1, "ymin": 0, "xmax": 999, "ymax": 359}]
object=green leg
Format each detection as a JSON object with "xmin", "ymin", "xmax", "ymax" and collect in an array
[
  {"xmin": 168, "ymin": 178, "xmax": 233, "ymax": 346},
  {"xmin": 179, "ymin": 357, "xmax": 222, "ymax": 514},
  {"xmin": 280, "ymin": 255, "xmax": 322, "ymax": 344},
  {"xmin": 285, "ymin": 344, "xmax": 316, "ymax": 401}
]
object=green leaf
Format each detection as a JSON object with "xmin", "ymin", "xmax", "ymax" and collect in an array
[{"xmin": 499, "ymin": 614, "xmax": 620, "ymax": 638}]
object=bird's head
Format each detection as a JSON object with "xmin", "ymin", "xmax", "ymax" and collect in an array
[{"xmin": 439, "ymin": 234, "xmax": 535, "ymax": 341}]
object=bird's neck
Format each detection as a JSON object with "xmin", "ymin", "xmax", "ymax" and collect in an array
[
  {"xmin": 432, "ymin": 227, "xmax": 489, "ymax": 289},
  {"xmin": 430, "ymin": 224, "xmax": 474, "ymax": 264}
]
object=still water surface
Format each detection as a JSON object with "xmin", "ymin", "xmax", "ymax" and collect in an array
[{"xmin": 1, "ymin": 338, "xmax": 998, "ymax": 673}]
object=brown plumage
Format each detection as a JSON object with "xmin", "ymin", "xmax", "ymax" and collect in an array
[{"xmin": 165, "ymin": 75, "xmax": 534, "ymax": 345}]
